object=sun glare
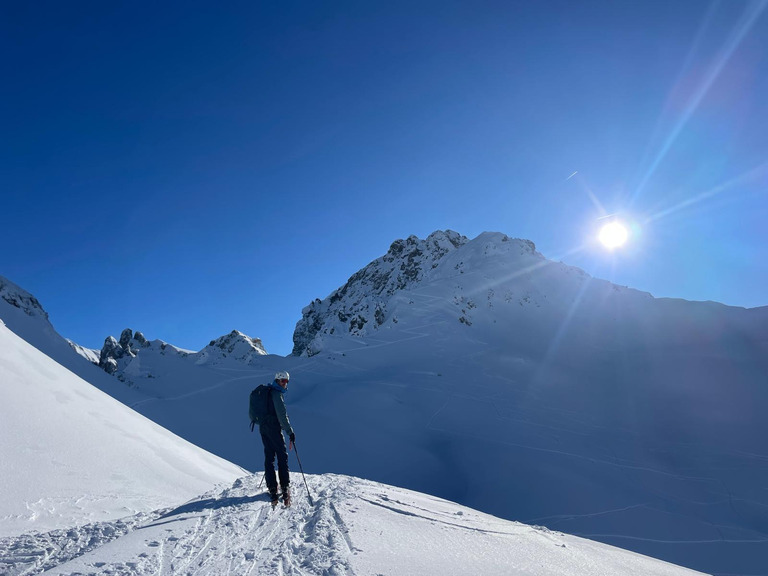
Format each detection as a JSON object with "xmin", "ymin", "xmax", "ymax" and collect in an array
[{"xmin": 598, "ymin": 221, "xmax": 629, "ymax": 249}]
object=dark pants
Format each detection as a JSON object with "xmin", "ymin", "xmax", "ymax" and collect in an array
[{"xmin": 260, "ymin": 423, "xmax": 289, "ymax": 493}]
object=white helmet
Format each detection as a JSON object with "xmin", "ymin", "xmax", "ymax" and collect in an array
[{"xmin": 275, "ymin": 371, "xmax": 290, "ymax": 382}]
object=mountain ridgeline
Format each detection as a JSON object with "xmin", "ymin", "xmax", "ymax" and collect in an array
[
  {"xmin": 292, "ymin": 230, "xmax": 547, "ymax": 355},
  {"xmin": 2, "ymin": 230, "xmax": 767, "ymax": 575},
  {"xmin": 87, "ymin": 329, "xmax": 267, "ymax": 386}
]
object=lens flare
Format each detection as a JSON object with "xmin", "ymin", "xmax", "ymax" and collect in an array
[{"xmin": 599, "ymin": 222, "xmax": 629, "ymax": 249}]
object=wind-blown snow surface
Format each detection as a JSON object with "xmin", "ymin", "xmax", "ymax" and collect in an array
[
  {"xmin": 0, "ymin": 322, "xmax": 243, "ymax": 538},
  {"xmin": 1, "ymin": 474, "xmax": 704, "ymax": 576}
]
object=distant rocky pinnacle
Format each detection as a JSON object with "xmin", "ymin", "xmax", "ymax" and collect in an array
[
  {"xmin": 99, "ymin": 328, "xmax": 152, "ymax": 375},
  {"xmin": 95, "ymin": 327, "xmax": 268, "ymax": 382},
  {"xmin": 292, "ymin": 230, "xmax": 469, "ymax": 356}
]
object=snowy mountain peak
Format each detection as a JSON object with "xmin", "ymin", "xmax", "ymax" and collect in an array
[
  {"xmin": 292, "ymin": 230, "xmax": 469, "ymax": 355},
  {"xmin": 470, "ymin": 230, "xmax": 542, "ymax": 257},
  {"xmin": 195, "ymin": 329, "xmax": 268, "ymax": 366},
  {"xmin": 0, "ymin": 275, "xmax": 49, "ymax": 322},
  {"xmin": 291, "ymin": 230, "xmax": 555, "ymax": 356}
]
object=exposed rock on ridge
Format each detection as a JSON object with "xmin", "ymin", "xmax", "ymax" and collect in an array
[
  {"xmin": 292, "ymin": 230, "xmax": 468, "ymax": 356},
  {"xmin": 194, "ymin": 330, "xmax": 267, "ymax": 366},
  {"xmin": 94, "ymin": 327, "xmax": 268, "ymax": 384},
  {"xmin": 98, "ymin": 329, "xmax": 153, "ymax": 376},
  {"xmin": 0, "ymin": 276, "xmax": 49, "ymax": 321}
]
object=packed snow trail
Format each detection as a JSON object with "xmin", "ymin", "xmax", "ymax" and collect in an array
[{"xmin": 0, "ymin": 474, "xmax": 705, "ymax": 576}]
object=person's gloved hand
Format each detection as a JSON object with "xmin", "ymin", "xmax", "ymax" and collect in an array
[{"xmin": 289, "ymin": 433, "xmax": 296, "ymax": 443}]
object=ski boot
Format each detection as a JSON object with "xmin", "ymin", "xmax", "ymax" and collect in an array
[
  {"xmin": 269, "ymin": 489, "xmax": 279, "ymax": 509},
  {"xmin": 281, "ymin": 486, "xmax": 291, "ymax": 508}
]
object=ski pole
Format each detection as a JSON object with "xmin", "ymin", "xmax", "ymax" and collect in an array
[
  {"xmin": 291, "ymin": 440, "xmax": 314, "ymax": 506},
  {"xmin": 257, "ymin": 472, "xmax": 265, "ymax": 492}
]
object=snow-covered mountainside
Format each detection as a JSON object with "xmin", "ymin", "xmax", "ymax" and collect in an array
[
  {"xmin": 195, "ymin": 329, "xmax": 268, "ymax": 365},
  {"xmin": 293, "ymin": 230, "xmax": 470, "ymax": 355},
  {"xmin": 0, "ymin": 276, "xmax": 48, "ymax": 322},
  {"xmin": 96, "ymin": 328, "xmax": 193, "ymax": 382},
  {"xmin": 93, "ymin": 328, "xmax": 267, "ymax": 385},
  {"xmin": 0, "ymin": 275, "xmax": 142, "ymax": 402},
  {"xmin": 0, "ymin": 474, "xmax": 704, "ymax": 576},
  {"xmin": 67, "ymin": 338, "xmax": 100, "ymax": 364},
  {"xmin": 3, "ymin": 230, "xmax": 767, "ymax": 575},
  {"xmin": 0, "ymin": 306, "xmax": 703, "ymax": 576},
  {"xmin": 0, "ymin": 322, "xmax": 243, "ymax": 538}
]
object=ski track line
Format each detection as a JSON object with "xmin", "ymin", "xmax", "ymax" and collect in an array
[
  {"xmin": 356, "ymin": 496, "xmax": 513, "ymax": 537},
  {"xmin": 245, "ymin": 506, "xmax": 286, "ymax": 575},
  {"xmin": 0, "ymin": 511, "xmax": 162, "ymax": 576},
  {"xmin": 181, "ymin": 514, "xmax": 216, "ymax": 573},
  {"xmin": 428, "ymin": 422, "xmax": 728, "ymax": 485},
  {"xmin": 130, "ymin": 360, "xmax": 322, "ymax": 410},
  {"xmin": 329, "ymin": 318, "xmax": 449, "ymax": 355},
  {"xmin": 525, "ymin": 503, "xmax": 651, "ymax": 525},
  {"xmin": 574, "ymin": 533, "xmax": 768, "ymax": 545},
  {"xmin": 128, "ymin": 373, "xmax": 254, "ymax": 409},
  {"xmin": 328, "ymin": 502, "xmax": 356, "ymax": 559}
]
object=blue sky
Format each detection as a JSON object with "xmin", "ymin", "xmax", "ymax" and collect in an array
[{"xmin": 2, "ymin": 0, "xmax": 767, "ymax": 356}]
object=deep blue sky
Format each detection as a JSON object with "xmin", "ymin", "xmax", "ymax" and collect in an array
[{"xmin": 2, "ymin": 1, "xmax": 767, "ymax": 356}]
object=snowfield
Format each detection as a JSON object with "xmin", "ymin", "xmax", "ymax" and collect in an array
[
  {"xmin": 3, "ymin": 226, "xmax": 767, "ymax": 575},
  {"xmin": 0, "ymin": 282, "xmax": 707, "ymax": 575},
  {"xmin": 0, "ymin": 322, "xmax": 243, "ymax": 538},
  {"xmin": 1, "ymin": 474, "xmax": 706, "ymax": 576}
]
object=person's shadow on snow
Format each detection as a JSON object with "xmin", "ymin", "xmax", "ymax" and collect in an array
[{"xmin": 141, "ymin": 494, "xmax": 268, "ymax": 529}]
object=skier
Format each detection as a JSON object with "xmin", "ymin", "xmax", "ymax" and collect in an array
[{"xmin": 256, "ymin": 371, "xmax": 295, "ymax": 507}]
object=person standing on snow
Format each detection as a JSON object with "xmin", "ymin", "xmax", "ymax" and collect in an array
[{"xmin": 257, "ymin": 371, "xmax": 295, "ymax": 506}]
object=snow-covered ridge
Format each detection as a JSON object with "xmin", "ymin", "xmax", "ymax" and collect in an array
[
  {"xmin": 0, "ymin": 321, "xmax": 242, "ymax": 540},
  {"xmin": 292, "ymin": 230, "xmax": 470, "ymax": 355},
  {"xmin": 0, "ymin": 275, "xmax": 133, "ymax": 399},
  {"xmin": 92, "ymin": 328, "xmax": 267, "ymax": 385},
  {"xmin": 96, "ymin": 328, "xmax": 190, "ymax": 382},
  {"xmin": 67, "ymin": 339, "xmax": 100, "ymax": 364},
  {"xmin": 195, "ymin": 329, "xmax": 268, "ymax": 366},
  {"xmin": 291, "ymin": 229, "xmax": 562, "ymax": 355},
  {"xmin": 0, "ymin": 275, "xmax": 48, "ymax": 321}
]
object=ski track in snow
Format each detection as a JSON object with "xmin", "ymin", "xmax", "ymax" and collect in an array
[
  {"xmin": 0, "ymin": 471, "xmax": 711, "ymax": 576},
  {"xmin": 0, "ymin": 512, "xmax": 159, "ymax": 576},
  {"xmin": 128, "ymin": 372, "xmax": 258, "ymax": 409},
  {"xmin": 0, "ymin": 476, "xmax": 362, "ymax": 576}
]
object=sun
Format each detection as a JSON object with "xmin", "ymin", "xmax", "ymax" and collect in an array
[{"xmin": 598, "ymin": 221, "xmax": 629, "ymax": 249}]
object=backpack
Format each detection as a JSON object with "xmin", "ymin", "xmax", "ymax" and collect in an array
[{"xmin": 249, "ymin": 385, "xmax": 273, "ymax": 430}]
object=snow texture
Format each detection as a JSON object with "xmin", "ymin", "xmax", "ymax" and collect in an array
[
  {"xmin": 0, "ymin": 474, "xmax": 705, "ymax": 576},
  {"xmin": 0, "ymin": 322, "xmax": 243, "ymax": 538}
]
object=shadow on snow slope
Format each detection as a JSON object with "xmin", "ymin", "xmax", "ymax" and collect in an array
[{"xmin": 0, "ymin": 474, "xmax": 704, "ymax": 576}]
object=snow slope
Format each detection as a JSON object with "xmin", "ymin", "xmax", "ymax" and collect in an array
[
  {"xmin": 0, "ymin": 321, "xmax": 244, "ymax": 538},
  {"xmin": 0, "ymin": 276, "xmax": 144, "ymax": 404},
  {"xmin": 1, "ymin": 474, "xmax": 705, "ymax": 576},
  {"xmin": 3, "ymin": 230, "xmax": 767, "ymax": 575},
  {"xmin": 0, "ymin": 294, "xmax": 705, "ymax": 575}
]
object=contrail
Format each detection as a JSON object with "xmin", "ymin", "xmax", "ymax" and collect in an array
[{"xmin": 566, "ymin": 171, "xmax": 578, "ymax": 181}]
